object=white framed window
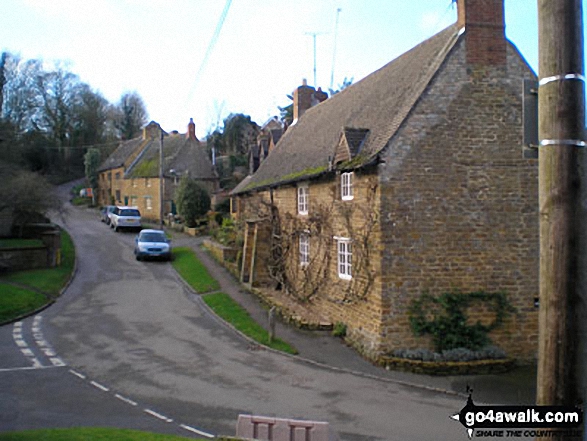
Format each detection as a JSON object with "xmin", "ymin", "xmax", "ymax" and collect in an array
[
  {"xmin": 132, "ymin": 178, "xmax": 137, "ymax": 188},
  {"xmin": 337, "ymin": 238, "xmax": 352, "ymax": 280},
  {"xmin": 299, "ymin": 233, "xmax": 310, "ymax": 266},
  {"xmin": 130, "ymin": 196, "xmax": 138, "ymax": 206},
  {"xmin": 145, "ymin": 196, "xmax": 153, "ymax": 210},
  {"xmin": 341, "ymin": 172, "xmax": 353, "ymax": 200},
  {"xmin": 297, "ymin": 184, "xmax": 309, "ymax": 215},
  {"xmin": 146, "ymin": 178, "xmax": 151, "ymax": 188}
]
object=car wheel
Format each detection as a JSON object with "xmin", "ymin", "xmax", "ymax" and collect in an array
[{"xmin": 136, "ymin": 254, "xmax": 141, "ymax": 261}]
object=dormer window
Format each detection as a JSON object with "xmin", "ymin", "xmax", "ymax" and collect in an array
[
  {"xmin": 341, "ymin": 172, "xmax": 353, "ymax": 201},
  {"xmin": 297, "ymin": 183, "xmax": 309, "ymax": 215}
]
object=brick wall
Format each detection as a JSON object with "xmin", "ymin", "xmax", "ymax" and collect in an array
[{"xmin": 378, "ymin": 39, "xmax": 538, "ymax": 360}]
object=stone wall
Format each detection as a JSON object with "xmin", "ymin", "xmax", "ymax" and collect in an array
[
  {"xmin": 0, "ymin": 246, "xmax": 48, "ymax": 272},
  {"xmin": 239, "ymin": 169, "xmax": 386, "ymax": 357},
  {"xmin": 377, "ymin": 40, "xmax": 539, "ymax": 360}
]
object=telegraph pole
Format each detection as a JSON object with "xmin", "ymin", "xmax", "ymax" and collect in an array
[
  {"xmin": 159, "ymin": 128, "xmax": 165, "ymax": 230},
  {"xmin": 536, "ymin": 2, "xmax": 585, "ymax": 440}
]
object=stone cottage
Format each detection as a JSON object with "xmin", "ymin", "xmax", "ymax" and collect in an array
[
  {"xmin": 231, "ymin": 0, "xmax": 539, "ymax": 361},
  {"xmin": 97, "ymin": 119, "xmax": 218, "ymax": 221}
]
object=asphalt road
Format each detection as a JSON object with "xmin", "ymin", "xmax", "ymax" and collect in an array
[{"xmin": 0, "ymin": 196, "xmax": 484, "ymax": 440}]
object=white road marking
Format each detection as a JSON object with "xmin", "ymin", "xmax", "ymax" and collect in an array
[
  {"xmin": 14, "ymin": 321, "xmax": 23, "ymax": 328},
  {"xmin": 36, "ymin": 340, "xmax": 49, "ymax": 347},
  {"xmin": 115, "ymin": 394, "xmax": 138, "ymax": 406},
  {"xmin": 90, "ymin": 381, "xmax": 109, "ymax": 392},
  {"xmin": 69, "ymin": 369, "xmax": 86, "ymax": 380},
  {"xmin": 21, "ymin": 348, "xmax": 34, "ymax": 356},
  {"xmin": 180, "ymin": 424, "xmax": 215, "ymax": 438},
  {"xmin": 31, "ymin": 358, "xmax": 43, "ymax": 368},
  {"xmin": 144, "ymin": 409, "xmax": 173, "ymax": 423},
  {"xmin": 50, "ymin": 357, "xmax": 65, "ymax": 367},
  {"xmin": 0, "ymin": 365, "xmax": 61, "ymax": 373},
  {"xmin": 42, "ymin": 348, "xmax": 56, "ymax": 356},
  {"xmin": 14, "ymin": 339, "xmax": 27, "ymax": 348}
]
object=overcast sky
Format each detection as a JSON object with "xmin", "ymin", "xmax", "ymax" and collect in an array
[{"xmin": 1, "ymin": 0, "xmax": 583, "ymax": 138}]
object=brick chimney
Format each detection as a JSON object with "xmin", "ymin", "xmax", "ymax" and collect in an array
[
  {"xmin": 143, "ymin": 121, "xmax": 162, "ymax": 140},
  {"xmin": 457, "ymin": 0, "xmax": 506, "ymax": 65},
  {"xmin": 187, "ymin": 118, "xmax": 197, "ymax": 140},
  {"xmin": 293, "ymin": 79, "xmax": 314, "ymax": 122}
]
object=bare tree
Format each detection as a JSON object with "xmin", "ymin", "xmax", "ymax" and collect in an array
[{"xmin": 115, "ymin": 91, "xmax": 148, "ymax": 140}]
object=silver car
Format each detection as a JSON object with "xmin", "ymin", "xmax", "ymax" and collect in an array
[
  {"xmin": 134, "ymin": 229, "xmax": 171, "ymax": 261},
  {"xmin": 109, "ymin": 206, "xmax": 142, "ymax": 232}
]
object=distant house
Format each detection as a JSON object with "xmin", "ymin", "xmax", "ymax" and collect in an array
[
  {"xmin": 97, "ymin": 119, "xmax": 218, "ymax": 221},
  {"xmin": 231, "ymin": 0, "xmax": 539, "ymax": 362}
]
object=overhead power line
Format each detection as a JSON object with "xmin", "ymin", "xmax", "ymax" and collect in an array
[{"xmin": 185, "ymin": 0, "xmax": 233, "ymax": 107}]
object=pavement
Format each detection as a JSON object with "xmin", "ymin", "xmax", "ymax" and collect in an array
[{"xmin": 172, "ymin": 232, "xmax": 537, "ymax": 407}]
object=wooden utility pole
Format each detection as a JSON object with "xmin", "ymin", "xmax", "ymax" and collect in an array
[
  {"xmin": 536, "ymin": 1, "xmax": 585, "ymax": 440},
  {"xmin": 159, "ymin": 128, "xmax": 165, "ymax": 230}
]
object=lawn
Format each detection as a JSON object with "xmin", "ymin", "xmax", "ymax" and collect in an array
[
  {"xmin": 0, "ymin": 230, "xmax": 75, "ymax": 298},
  {"xmin": 0, "ymin": 428, "xmax": 205, "ymax": 441},
  {"xmin": 203, "ymin": 292, "xmax": 297, "ymax": 355},
  {"xmin": 171, "ymin": 247, "xmax": 220, "ymax": 293},
  {"xmin": 0, "ymin": 229, "xmax": 75, "ymax": 323},
  {"xmin": 0, "ymin": 284, "xmax": 47, "ymax": 323}
]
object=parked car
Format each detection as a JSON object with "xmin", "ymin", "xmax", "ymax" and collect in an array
[
  {"xmin": 100, "ymin": 205, "xmax": 116, "ymax": 224},
  {"xmin": 134, "ymin": 229, "xmax": 171, "ymax": 261},
  {"xmin": 109, "ymin": 206, "xmax": 142, "ymax": 232}
]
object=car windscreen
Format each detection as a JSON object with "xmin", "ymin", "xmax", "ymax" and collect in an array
[
  {"xmin": 120, "ymin": 209, "xmax": 140, "ymax": 216},
  {"xmin": 140, "ymin": 233, "xmax": 166, "ymax": 242}
]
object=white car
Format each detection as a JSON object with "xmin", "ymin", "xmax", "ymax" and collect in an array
[
  {"xmin": 109, "ymin": 206, "xmax": 142, "ymax": 232},
  {"xmin": 134, "ymin": 229, "xmax": 171, "ymax": 261}
]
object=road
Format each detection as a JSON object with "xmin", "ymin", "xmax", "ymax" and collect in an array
[{"xmin": 0, "ymin": 198, "xmax": 472, "ymax": 440}]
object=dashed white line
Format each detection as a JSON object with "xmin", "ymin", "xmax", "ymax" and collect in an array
[
  {"xmin": 69, "ymin": 369, "xmax": 86, "ymax": 380},
  {"xmin": 21, "ymin": 348, "xmax": 34, "ymax": 356},
  {"xmin": 90, "ymin": 381, "xmax": 110, "ymax": 392},
  {"xmin": 14, "ymin": 339, "xmax": 27, "ymax": 348},
  {"xmin": 180, "ymin": 424, "xmax": 215, "ymax": 438},
  {"xmin": 50, "ymin": 357, "xmax": 65, "ymax": 367},
  {"xmin": 144, "ymin": 408, "xmax": 173, "ymax": 423},
  {"xmin": 115, "ymin": 394, "xmax": 138, "ymax": 407}
]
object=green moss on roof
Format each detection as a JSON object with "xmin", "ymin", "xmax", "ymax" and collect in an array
[
  {"xmin": 243, "ymin": 165, "xmax": 328, "ymax": 192},
  {"xmin": 129, "ymin": 158, "xmax": 158, "ymax": 177}
]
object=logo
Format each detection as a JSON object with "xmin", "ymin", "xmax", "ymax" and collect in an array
[{"xmin": 450, "ymin": 388, "xmax": 583, "ymax": 439}]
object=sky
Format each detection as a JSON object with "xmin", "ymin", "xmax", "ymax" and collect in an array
[{"xmin": 0, "ymin": 0, "xmax": 584, "ymax": 139}]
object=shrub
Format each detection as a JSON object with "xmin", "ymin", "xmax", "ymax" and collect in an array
[
  {"xmin": 408, "ymin": 291, "xmax": 515, "ymax": 352},
  {"xmin": 174, "ymin": 177, "xmax": 211, "ymax": 227},
  {"xmin": 332, "ymin": 322, "xmax": 347, "ymax": 338}
]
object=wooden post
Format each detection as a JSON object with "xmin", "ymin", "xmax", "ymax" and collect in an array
[
  {"xmin": 268, "ymin": 306, "xmax": 276, "ymax": 344},
  {"xmin": 536, "ymin": 1, "xmax": 585, "ymax": 440},
  {"xmin": 159, "ymin": 128, "xmax": 165, "ymax": 229}
]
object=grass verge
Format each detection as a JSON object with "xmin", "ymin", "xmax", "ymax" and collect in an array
[
  {"xmin": 0, "ymin": 229, "xmax": 75, "ymax": 298},
  {"xmin": 0, "ymin": 229, "xmax": 75, "ymax": 323},
  {"xmin": 203, "ymin": 292, "xmax": 298, "ymax": 355},
  {"xmin": 171, "ymin": 247, "xmax": 220, "ymax": 293},
  {"xmin": 0, "ymin": 284, "xmax": 47, "ymax": 323},
  {"xmin": 0, "ymin": 427, "xmax": 202, "ymax": 441}
]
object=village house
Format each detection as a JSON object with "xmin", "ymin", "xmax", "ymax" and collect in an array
[
  {"xmin": 231, "ymin": 0, "xmax": 539, "ymax": 362},
  {"xmin": 97, "ymin": 119, "xmax": 218, "ymax": 221}
]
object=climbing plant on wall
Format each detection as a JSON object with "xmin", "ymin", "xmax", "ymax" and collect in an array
[{"xmin": 408, "ymin": 291, "xmax": 516, "ymax": 352}]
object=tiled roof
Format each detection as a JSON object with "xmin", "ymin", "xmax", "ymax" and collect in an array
[
  {"xmin": 97, "ymin": 138, "xmax": 144, "ymax": 172},
  {"xmin": 232, "ymin": 24, "xmax": 460, "ymax": 195},
  {"xmin": 125, "ymin": 134, "xmax": 216, "ymax": 180}
]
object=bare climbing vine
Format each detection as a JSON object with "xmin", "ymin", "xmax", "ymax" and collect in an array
[{"xmin": 244, "ymin": 173, "xmax": 380, "ymax": 305}]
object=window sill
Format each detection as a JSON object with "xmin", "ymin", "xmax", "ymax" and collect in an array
[{"xmin": 338, "ymin": 274, "xmax": 352, "ymax": 281}]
